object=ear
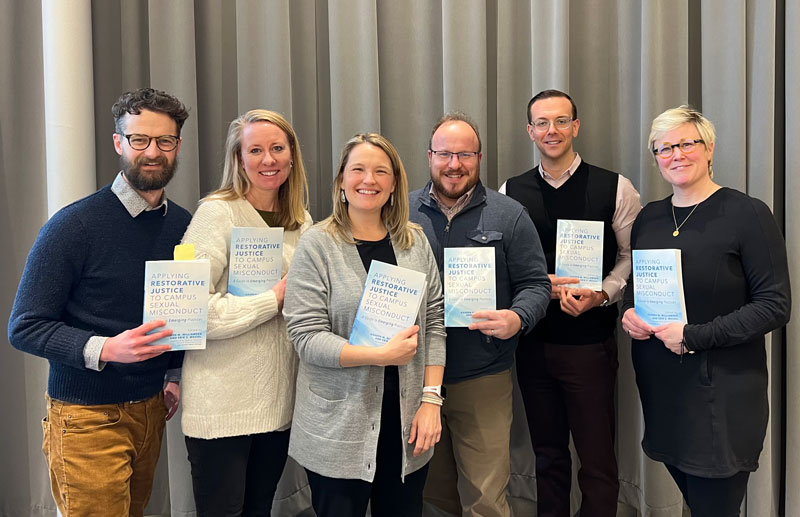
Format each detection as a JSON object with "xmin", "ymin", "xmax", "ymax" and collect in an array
[
  {"xmin": 174, "ymin": 137, "xmax": 182, "ymax": 155},
  {"xmin": 113, "ymin": 133, "xmax": 123, "ymax": 156},
  {"xmin": 571, "ymin": 119, "xmax": 580, "ymax": 138},
  {"xmin": 526, "ymin": 124, "xmax": 536, "ymax": 142}
]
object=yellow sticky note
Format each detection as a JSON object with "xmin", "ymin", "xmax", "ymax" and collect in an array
[{"xmin": 174, "ymin": 244, "xmax": 195, "ymax": 261}]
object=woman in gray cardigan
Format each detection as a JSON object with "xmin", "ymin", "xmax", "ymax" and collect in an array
[{"xmin": 284, "ymin": 133, "xmax": 446, "ymax": 516}]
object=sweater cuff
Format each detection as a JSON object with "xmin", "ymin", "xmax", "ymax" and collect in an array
[
  {"xmin": 165, "ymin": 368, "xmax": 181, "ymax": 383},
  {"xmin": 509, "ymin": 308, "xmax": 529, "ymax": 336},
  {"xmin": 83, "ymin": 336, "xmax": 108, "ymax": 371},
  {"xmin": 683, "ymin": 324, "xmax": 699, "ymax": 352}
]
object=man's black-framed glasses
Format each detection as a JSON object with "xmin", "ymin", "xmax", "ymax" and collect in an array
[
  {"xmin": 120, "ymin": 133, "xmax": 180, "ymax": 152},
  {"xmin": 429, "ymin": 150, "xmax": 479, "ymax": 162},
  {"xmin": 652, "ymin": 139, "xmax": 705, "ymax": 158}
]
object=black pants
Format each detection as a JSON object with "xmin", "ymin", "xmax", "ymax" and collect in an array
[
  {"xmin": 516, "ymin": 336, "xmax": 619, "ymax": 517},
  {"xmin": 185, "ymin": 430, "xmax": 290, "ymax": 517},
  {"xmin": 306, "ymin": 366, "xmax": 429, "ymax": 517},
  {"xmin": 665, "ymin": 464, "xmax": 750, "ymax": 517}
]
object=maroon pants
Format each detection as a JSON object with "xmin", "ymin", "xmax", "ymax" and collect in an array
[{"xmin": 516, "ymin": 336, "xmax": 619, "ymax": 517}]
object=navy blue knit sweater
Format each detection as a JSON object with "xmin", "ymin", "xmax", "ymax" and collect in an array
[{"xmin": 8, "ymin": 185, "xmax": 191, "ymax": 404}]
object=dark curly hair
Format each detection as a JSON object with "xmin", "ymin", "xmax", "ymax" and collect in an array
[{"xmin": 112, "ymin": 88, "xmax": 190, "ymax": 135}]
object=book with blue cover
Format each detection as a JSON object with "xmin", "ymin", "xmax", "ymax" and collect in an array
[
  {"xmin": 444, "ymin": 247, "xmax": 496, "ymax": 327},
  {"xmin": 143, "ymin": 259, "xmax": 210, "ymax": 350},
  {"xmin": 632, "ymin": 249, "xmax": 687, "ymax": 326},
  {"xmin": 349, "ymin": 261, "xmax": 427, "ymax": 347},
  {"xmin": 555, "ymin": 219, "xmax": 604, "ymax": 291},
  {"xmin": 227, "ymin": 227, "xmax": 284, "ymax": 296}
]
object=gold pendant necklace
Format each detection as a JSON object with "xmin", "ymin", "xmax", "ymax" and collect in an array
[{"xmin": 671, "ymin": 203, "xmax": 699, "ymax": 237}]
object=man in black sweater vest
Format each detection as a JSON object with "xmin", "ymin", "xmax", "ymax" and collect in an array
[
  {"xmin": 9, "ymin": 88, "xmax": 192, "ymax": 517},
  {"xmin": 501, "ymin": 90, "xmax": 641, "ymax": 516}
]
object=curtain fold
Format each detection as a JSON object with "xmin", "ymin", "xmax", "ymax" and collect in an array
[
  {"xmin": 785, "ymin": 0, "xmax": 800, "ymax": 514},
  {"xmin": 42, "ymin": 0, "xmax": 96, "ymax": 216},
  {"xmin": 1, "ymin": 1, "xmax": 794, "ymax": 515}
]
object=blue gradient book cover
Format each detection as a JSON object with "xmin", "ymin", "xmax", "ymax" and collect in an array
[
  {"xmin": 349, "ymin": 261, "xmax": 426, "ymax": 347},
  {"xmin": 228, "ymin": 227, "xmax": 284, "ymax": 296},
  {"xmin": 143, "ymin": 259, "xmax": 210, "ymax": 350},
  {"xmin": 444, "ymin": 247, "xmax": 495, "ymax": 327},
  {"xmin": 555, "ymin": 219, "xmax": 604, "ymax": 291},
  {"xmin": 632, "ymin": 249, "xmax": 687, "ymax": 326}
]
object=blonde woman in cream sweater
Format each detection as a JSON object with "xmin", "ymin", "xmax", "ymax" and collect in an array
[{"xmin": 180, "ymin": 110, "xmax": 311, "ymax": 516}]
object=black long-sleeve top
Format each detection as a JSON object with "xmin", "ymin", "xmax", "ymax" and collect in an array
[{"xmin": 621, "ymin": 187, "xmax": 790, "ymax": 477}]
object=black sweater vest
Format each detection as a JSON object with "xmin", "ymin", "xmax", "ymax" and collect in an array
[{"xmin": 506, "ymin": 161, "xmax": 619, "ymax": 344}]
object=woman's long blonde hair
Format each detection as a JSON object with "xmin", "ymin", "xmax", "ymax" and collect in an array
[
  {"xmin": 204, "ymin": 109, "xmax": 309, "ymax": 230},
  {"xmin": 323, "ymin": 133, "xmax": 418, "ymax": 249}
]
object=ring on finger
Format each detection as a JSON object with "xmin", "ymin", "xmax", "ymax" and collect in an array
[{"xmin": 491, "ymin": 329, "xmax": 495, "ymax": 337}]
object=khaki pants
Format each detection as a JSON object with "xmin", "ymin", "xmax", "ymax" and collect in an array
[
  {"xmin": 423, "ymin": 369, "xmax": 513, "ymax": 517},
  {"xmin": 42, "ymin": 392, "xmax": 167, "ymax": 517}
]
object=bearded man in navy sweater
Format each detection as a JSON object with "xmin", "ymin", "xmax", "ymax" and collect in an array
[{"xmin": 9, "ymin": 88, "xmax": 192, "ymax": 517}]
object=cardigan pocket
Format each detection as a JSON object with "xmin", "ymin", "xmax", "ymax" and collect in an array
[
  {"xmin": 306, "ymin": 385, "xmax": 347, "ymax": 410},
  {"xmin": 296, "ymin": 385, "xmax": 354, "ymax": 442}
]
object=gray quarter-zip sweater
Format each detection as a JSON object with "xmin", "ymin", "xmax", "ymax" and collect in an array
[{"xmin": 409, "ymin": 181, "xmax": 550, "ymax": 383}]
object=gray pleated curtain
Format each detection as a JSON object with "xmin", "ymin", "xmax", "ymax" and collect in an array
[{"xmin": 1, "ymin": 1, "xmax": 797, "ymax": 516}]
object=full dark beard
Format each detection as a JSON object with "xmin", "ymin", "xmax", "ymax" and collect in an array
[
  {"xmin": 431, "ymin": 170, "xmax": 479, "ymax": 202},
  {"xmin": 120, "ymin": 155, "xmax": 178, "ymax": 191}
]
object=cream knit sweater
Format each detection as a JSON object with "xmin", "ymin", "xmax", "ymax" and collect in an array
[{"xmin": 179, "ymin": 197, "xmax": 311, "ymax": 439}]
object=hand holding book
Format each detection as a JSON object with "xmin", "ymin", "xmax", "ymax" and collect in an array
[
  {"xmin": 467, "ymin": 309, "xmax": 521, "ymax": 340},
  {"xmin": 271, "ymin": 275, "xmax": 287, "ymax": 312},
  {"xmin": 100, "ymin": 319, "xmax": 173, "ymax": 363},
  {"xmin": 621, "ymin": 307, "xmax": 654, "ymax": 340},
  {"xmin": 652, "ymin": 322, "xmax": 685, "ymax": 355},
  {"xmin": 376, "ymin": 324, "xmax": 420, "ymax": 366},
  {"xmin": 339, "ymin": 324, "xmax": 419, "ymax": 367},
  {"xmin": 559, "ymin": 287, "xmax": 605, "ymax": 317},
  {"xmin": 549, "ymin": 274, "xmax": 580, "ymax": 300}
]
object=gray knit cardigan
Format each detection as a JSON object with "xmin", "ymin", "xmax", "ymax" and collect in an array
[{"xmin": 283, "ymin": 224, "xmax": 446, "ymax": 482}]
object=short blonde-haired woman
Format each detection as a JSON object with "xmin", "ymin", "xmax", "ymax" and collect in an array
[
  {"xmin": 180, "ymin": 109, "xmax": 311, "ymax": 516},
  {"xmin": 284, "ymin": 133, "xmax": 446, "ymax": 516},
  {"xmin": 621, "ymin": 106, "xmax": 790, "ymax": 516}
]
